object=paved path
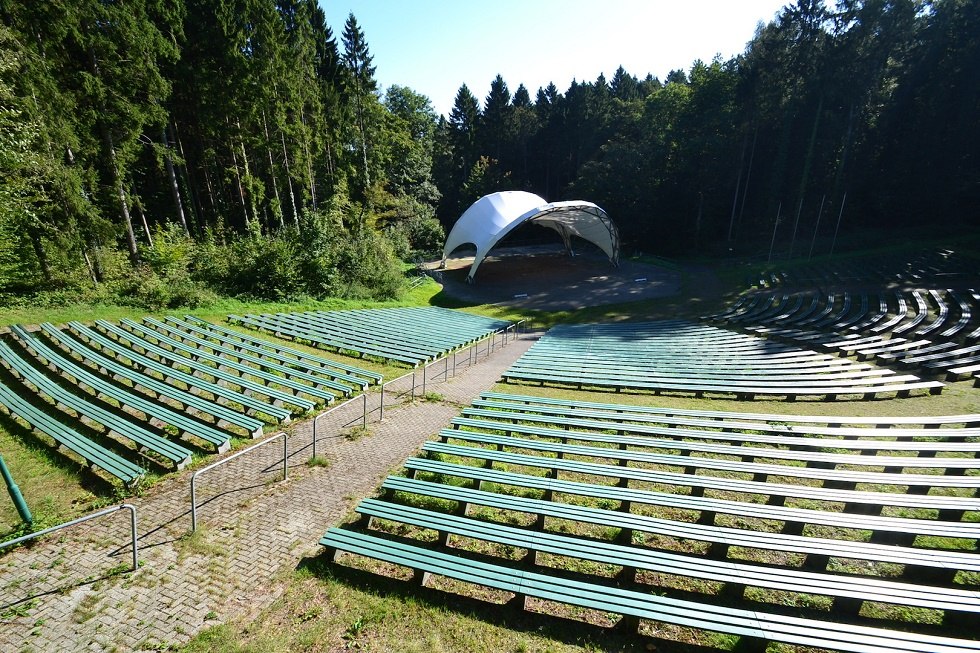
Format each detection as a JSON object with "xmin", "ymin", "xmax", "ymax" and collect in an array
[{"xmin": 0, "ymin": 332, "xmax": 538, "ymax": 652}]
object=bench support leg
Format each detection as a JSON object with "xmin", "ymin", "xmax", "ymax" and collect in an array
[
  {"xmin": 614, "ymin": 615, "xmax": 640, "ymax": 634},
  {"xmin": 870, "ymin": 530, "xmax": 916, "ymax": 547},
  {"xmin": 414, "ymin": 569, "xmax": 432, "ymax": 587},
  {"xmin": 831, "ymin": 596, "xmax": 864, "ymax": 615},
  {"xmin": 803, "ymin": 553, "xmax": 830, "ymax": 571},
  {"xmin": 507, "ymin": 593, "xmax": 529, "ymax": 612},
  {"xmin": 733, "ymin": 635, "xmax": 768, "ymax": 653},
  {"xmin": 905, "ymin": 565, "xmax": 957, "ymax": 586}
]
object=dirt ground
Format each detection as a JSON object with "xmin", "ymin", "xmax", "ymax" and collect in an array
[{"xmin": 426, "ymin": 244, "xmax": 684, "ymax": 311}]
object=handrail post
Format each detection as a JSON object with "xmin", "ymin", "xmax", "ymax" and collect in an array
[
  {"xmin": 190, "ymin": 431, "xmax": 287, "ymax": 532},
  {"xmin": 0, "ymin": 504, "xmax": 139, "ymax": 572},
  {"xmin": 362, "ymin": 393, "xmax": 367, "ymax": 428},
  {"xmin": 312, "ymin": 414, "xmax": 318, "ymax": 461},
  {"xmin": 1, "ymin": 454, "xmax": 32, "ymax": 525},
  {"xmin": 380, "ymin": 383, "xmax": 385, "ymax": 421},
  {"xmin": 127, "ymin": 503, "xmax": 138, "ymax": 571}
]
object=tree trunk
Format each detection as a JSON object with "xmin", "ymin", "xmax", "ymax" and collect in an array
[
  {"xmin": 173, "ymin": 121, "xmax": 202, "ymax": 234},
  {"xmin": 108, "ymin": 133, "xmax": 140, "ymax": 263},
  {"xmin": 229, "ymin": 137, "xmax": 250, "ymax": 231},
  {"xmin": 236, "ymin": 120, "xmax": 259, "ymax": 232},
  {"xmin": 301, "ymin": 107, "xmax": 316, "ymax": 212},
  {"xmin": 133, "ymin": 193, "xmax": 154, "ymax": 247},
  {"xmin": 261, "ymin": 110, "xmax": 285, "ymax": 229},
  {"xmin": 88, "ymin": 44, "xmax": 138, "ymax": 263},
  {"xmin": 280, "ymin": 130, "xmax": 299, "ymax": 227},
  {"xmin": 162, "ymin": 126, "xmax": 190, "ymax": 236},
  {"xmin": 82, "ymin": 246, "xmax": 99, "ymax": 287},
  {"xmin": 27, "ymin": 227, "xmax": 51, "ymax": 282}
]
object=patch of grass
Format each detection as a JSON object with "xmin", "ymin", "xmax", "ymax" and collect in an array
[
  {"xmin": 1, "ymin": 598, "xmax": 37, "ymax": 619},
  {"xmin": 344, "ymin": 426, "xmax": 371, "ymax": 441},
  {"xmin": 175, "ymin": 526, "xmax": 226, "ymax": 562},
  {"xmin": 179, "ymin": 559, "xmax": 649, "ymax": 653},
  {"xmin": 307, "ymin": 456, "xmax": 331, "ymax": 468},
  {"xmin": 0, "ymin": 423, "xmax": 99, "ymax": 538}
]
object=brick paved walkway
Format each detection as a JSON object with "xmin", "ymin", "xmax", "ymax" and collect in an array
[{"xmin": 0, "ymin": 332, "xmax": 538, "ymax": 652}]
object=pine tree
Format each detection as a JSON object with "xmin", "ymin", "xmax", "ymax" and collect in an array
[{"xmin": 341, "ymin": 12, "xmax": 377, "ymax": 194}]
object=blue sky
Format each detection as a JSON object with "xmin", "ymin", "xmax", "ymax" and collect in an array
[{"xmin": 321, "ymin": 0, "xmax": 789, "ymax": 116}]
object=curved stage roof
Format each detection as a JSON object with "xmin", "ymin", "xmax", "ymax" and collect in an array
[{"xmin": 441, "ymin": 191, "xmax": 620, "ymax": 282}]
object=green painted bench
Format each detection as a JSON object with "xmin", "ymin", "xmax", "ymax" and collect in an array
[
  {"xmin": 23, "ymin": 324, "xmax": 254, "ymax": 440},
  {"xmin": 0, "ymin": 378, "xmax": 144, "ymax": 485},
  {"xmin": 67, "ymin": 321, "xmax": 294, "ymax": 423},
  {"xmin": 90, "ymin": 320, "xmax": 316, "ymax": 413},
  {"xmin": 419, "ymin": 443, "xmax": 980, "ymax": 529},
  {"xmin": 356, "ymin": 497, "xmax": 980, "ymax": 613},
  {"xmin": 387, "ymin": 471, "xmax": 980, "ymax": 575},
  {"xmin": 480, "ymin": 391, "xmax": 980, "ymax": 427},
  {"xmin": 0, "ymin": 340, "xmax": 191, "ymax": 469},
  {"xmin": 451, "ymin": 413, "xmax": 980, "ymax": 467},
  {"xmin": 321, "ymin": 527, "xmax": 980, "ymax": 653},
  {"xmin": 468, "ymin": 398, "xmax": 980, "ymax": 446},
  {"xmin": 164, "ymin": 316, "xmax": 375, "ymax": 386},
  {"xmin": 436, "ymin": 429, "xmax": 980, "ymax": 489}
]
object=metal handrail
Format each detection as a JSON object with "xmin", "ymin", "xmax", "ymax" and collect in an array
[
  {"xmin": 190, "ymin": 431, "xmax": 287, "ymax": 532},
  {"xmin": 311, "ymin": 393, "xmax": 367, "ymax": 460},
  {"xmin": 0, "ymin": 503, "xmax": 138, "ymax": 572}
]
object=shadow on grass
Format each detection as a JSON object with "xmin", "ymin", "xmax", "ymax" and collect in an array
[{"xmin": 297, "ymin": 552, "xmax": 728, "ymax": 653}]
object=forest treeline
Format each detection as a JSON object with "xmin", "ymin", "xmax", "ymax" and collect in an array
[
  {"xmin": 1, "ymin": 0, "xmax": 977, "ymax": 308},
  {"xmin": 435, "ymin": 0, "xmax": 978, "ymax": 258}
]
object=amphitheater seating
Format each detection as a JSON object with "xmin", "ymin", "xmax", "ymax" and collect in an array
[
  {"xmin": 502, "ymin": 321, "xmax": 942, "ymax": 399},
  {"xmin": 0, "ymin": 340, "xmax": 191, "ymax": 469},
  {"xmin": 13, "ymin": 324, "xmax": 253, "ymax": 442},
  {"xmin": 158, "ymin": 316, "xmax": 378, "ymax": 387},
  {"xmin": 67, "ymin": 321, "xmax": 295, "ymax": 424},
  {"xmin": 230, "ymin": 307, "xmax": 511, "ymax": 366},
  {"xmin": 170, "ymin": 315, "xmax": 383, "ymax": 384},
  {"xmin": 323, "ymin": 392, "xmax": 980, "ymax": 652},
  {"xmin": 0, "ymin": 377, "xmax": 145, "ymax": 486},
  {"xmin": 714, "ymin": 287, "xmax": 980, "ymax": 381}
]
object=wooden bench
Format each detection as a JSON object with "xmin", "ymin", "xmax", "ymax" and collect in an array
[
  {"xmin": 468, "ymin": 398, "xmax": 980, "ymax": 444},
  {"xmin": 140, "ymin": 317, "xmax": 355, "ymax": 395},
  {"xmin": 355, "ymin": 497, "xmax": 980, "ymax": 613},
  {"xmin": 891, "ymin": 290, "xmax": 930, "ymax": 335},
  {"xmin": 100, "ymin": 319, "xmax": 326, "ymax": 409},
  {"xmin": 69, "ymin": 321, "xmax": 296, "ymax": 423},
  {"xmin": 22, "ymin": 324, "xmax": 253, "ymax": 441},
  {"xmin": 418, "ymin": 444, "xmax": 980, "ymax": 528},
  {"xmin": 188, "ymin": 315, "xmax": 383, "ymax": 381},
  {"xmin": 869, "ymin": 291, "xmax": 909, "ymax": 334},
  {"xmin": 321, "ymin": 527, "xmax": 980, "ymax": 653},
  {"xmin": 914, "ymin": 289, "xmax": 950, "ymax": 337},
  {"xmin": 165, "ymin": 316, "xmax": 376, "ymax": 386},
  {"xmin": 452, "ymin": 412, "xmax": 980, "ymax": 463},
  {"xmin": 940, "ymin": 291, "xmax": 973, "ymax": 339},
  {"xmin": 0, "ymin": 377, "xmax": 145, "ymax": 485},
  {"xmin": 387, "ymin": 471, "xmax": 980, "ymax": 576},
  {"xmin": 229, "ymin": 313, "xmax": 422, "ymax": 365},
  {"xmin": 287, "ymin": 311, "xmax": 444, "ymax": 359},
  {"xmin": 435, "ymin": 430, "xmax": 980, "ymax": 491},
  {"xmin": 502, "ymin": 367, "xmax": 944, "ymax": 400},
  {"xmin": 0, "ymin": 340, "xmax": 191, "ymax": 469},
  {"xmin": 481, "ymin": 391, "xmax": 977, "ymax": 427}
]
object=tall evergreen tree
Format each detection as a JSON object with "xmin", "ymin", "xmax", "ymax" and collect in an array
[{"xmin": 341, "ymin": 12, "xmax": 377, "ymax": 195}]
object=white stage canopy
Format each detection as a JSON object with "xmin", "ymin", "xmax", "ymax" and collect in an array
[{"xmin": 441, "ymin": 191, "xmax": 620, "ymax": 282}]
